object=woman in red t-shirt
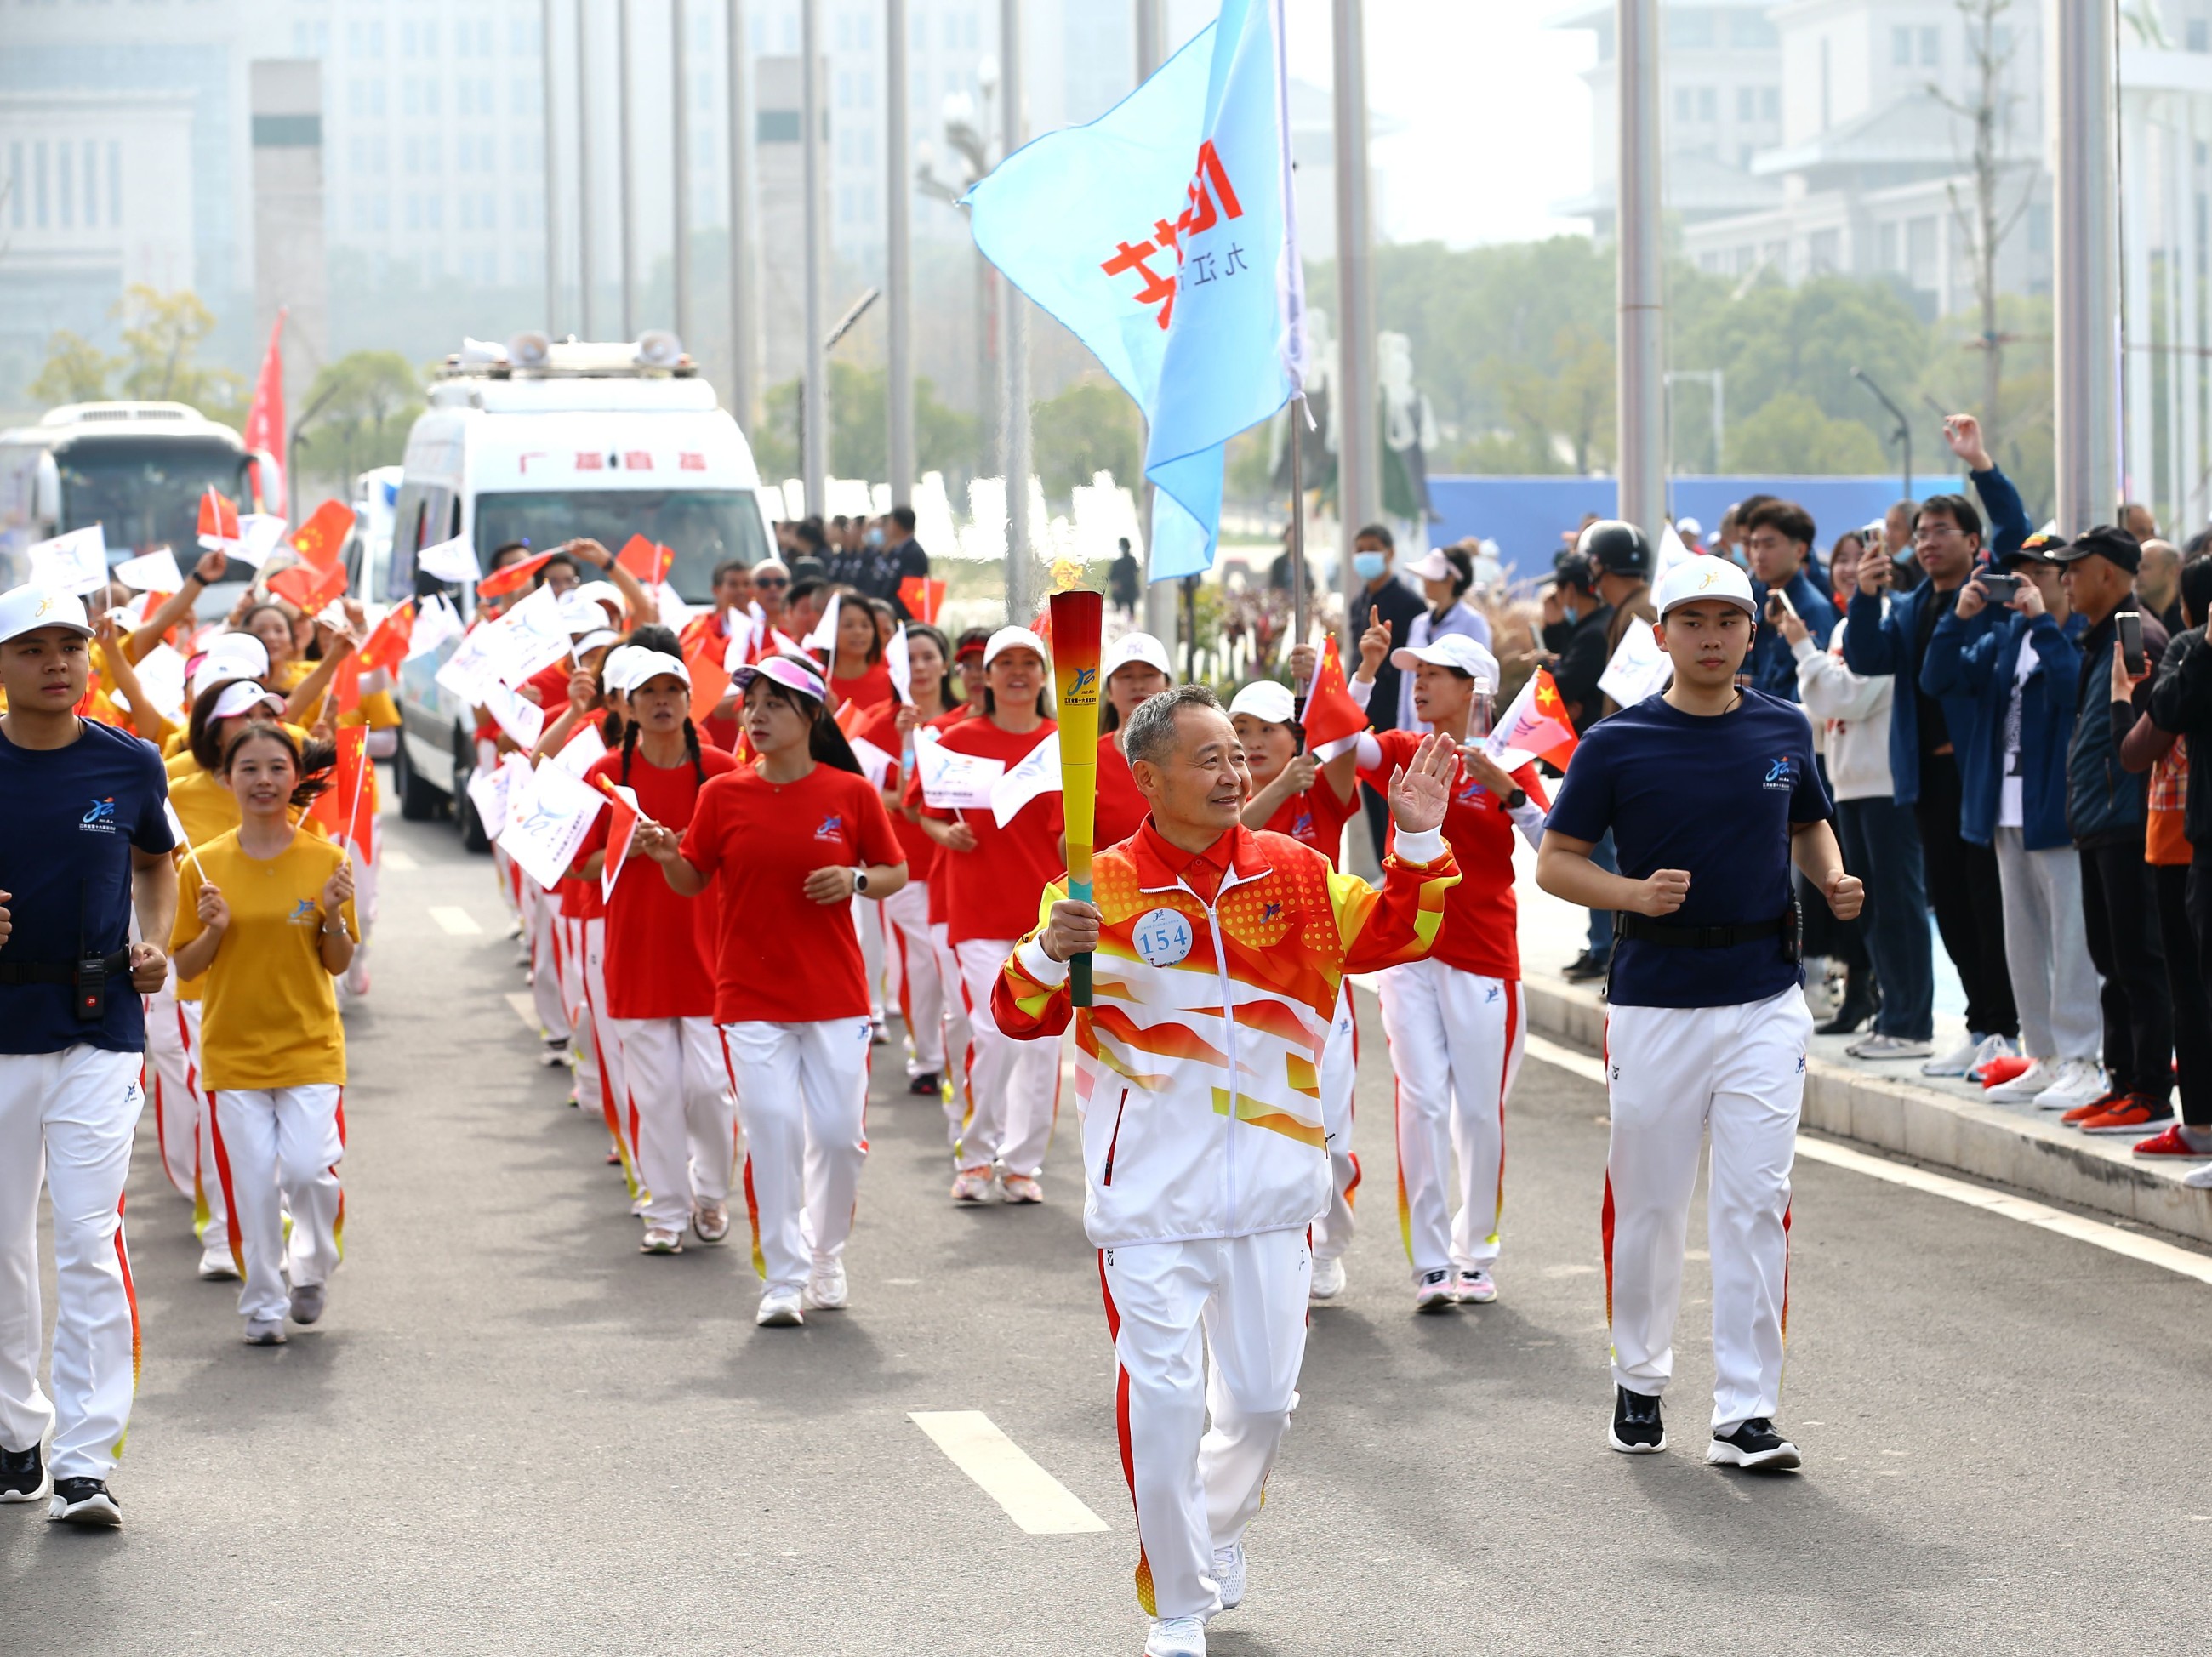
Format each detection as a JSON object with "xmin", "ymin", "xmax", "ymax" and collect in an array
[
  {"xmin": 574, "ymin": 641, "xmax": 741, "ymax": 1256},
  {"xmin": 1348, "ymin": 623, "xmax": 1549, "ymax": 1314},
  {"xmin": 640, "ymin": 654, "xmax": 908, "ymax": 1328},
  {"xmin": 1095, "ymin": 632, "xmax": 1172, "ymax": 849},
  {"xmin": 823, "ymin": 588, "xmax": 895, "ymax": 713},
  {"xmin": 1229, "ymin": 672, "xmax": 1367, "ymax": 1301},
  {"xmin": 855, "ymin": 624, "xmax": 962, "ymax": 1106},
  {"xmin": 911, "ymin": 627, "xmax": 1064, "ymax": 1204}
]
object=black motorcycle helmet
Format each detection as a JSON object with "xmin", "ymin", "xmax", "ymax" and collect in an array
[{"xmin": 1576, "ymin": 518, "xmax": 1652, "ymax": 578}]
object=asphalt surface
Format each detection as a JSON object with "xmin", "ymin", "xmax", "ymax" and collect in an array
[{"xmin": 7, "ymin": 799, "xmax": 2211, "ymax": 1654}]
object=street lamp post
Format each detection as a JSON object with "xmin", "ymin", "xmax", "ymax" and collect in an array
[
  {"xmin": 542, "ymin": 0, "xmax": 559, "ymax": 333},
  {"xmin": 887, "ymin": 0, "xmax": 915, "ymax": 506},
  {"xmin": 2053, "ymin": 0, "xmax": 2122, "ymax": 535},
  {"xmin": 1135, "ymin": 0, "xmax": 1175, "ymax": 654},
  {"xmin": 998, "ymin": 1, "xmax": 1032, "ymax": 624},
  {"xmin": 1616, "ymin": 0, "xmax": 1665, "ymax": 542},
  {"xmin": 577, "ymin": 0, "xmax": 596, "ymax": 337},
  {"xmin": 672, "ymin": 0, "xmax": 689, "ymax": 340},
  {"xmin": 727, "ymin": 0, "xmax": 758, "ymax": 428},
  {"xmin": 1331, "ymin": 0, "xmax": 1377, "ymax": 646},
  {"xmin": 801, "ymin": 0, "xmax": 829, "ymax": 519},
  {"xmin": 618, "ymin": 0, "xmax": 636, "ymax": 339}
]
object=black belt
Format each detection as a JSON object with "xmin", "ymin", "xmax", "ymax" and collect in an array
[
  {"xmin": 0, "ymin": 949, "xmax": 130, "ymax": 986},
  {"xmin": 1612, "ymin": 913, "xmax": 1786, "ymax": 950}
]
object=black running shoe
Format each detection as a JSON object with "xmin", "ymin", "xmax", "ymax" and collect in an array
[
  {"xmin": 48, "ymin": 1477, "xmax": 121, "ymax": 1526},
  {"xmin": 1561, "ymin": 950, "xmax": 1611, "ymax": 984},
  {"xmin": 1608, "ymin": 1386, "xmax": 1666, "ymax": 1454},
  {"xmin": 908, "ymin": 1072, "xmax": 942, "ymax": 1097},
  {"xmin": 1, "ymin": 1442, "xmax": 47, "ymax": 1503},
  {"xmin": 1707, "ymin": 1417, "xmax": 1801, "ymax": 1472}
]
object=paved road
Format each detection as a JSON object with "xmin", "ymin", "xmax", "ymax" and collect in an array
[{"xmin": 7, "ymin": 805, "xmax": 2210, "ymax": 1654}]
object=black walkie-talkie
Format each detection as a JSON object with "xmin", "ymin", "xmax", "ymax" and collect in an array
[{"xmin": 73, "ymin": 880, "xmax": 107, "ymax": 1023}]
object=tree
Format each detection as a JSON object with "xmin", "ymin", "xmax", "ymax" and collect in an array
[
  {"xmin": 111, "ymin": 286, "xmax": 244, "ymax": 416},
  {"xmin": 294, "ymin": 350, "xmax": 425, "ymax": 486},
  {"xmin": 1725, "ymin": 392, "xmax": 1888, "ymax": 475},
  {"xmin": 27, "ymin": 330, "xmax": 117, "ymax": 406},
  {"xmin": 751, "ymin": 362, "xmax": 982, "ymax": 491},
  {"xmin": 1031, "ymin": 375, "xmax": 1142, "ymax": 498}
]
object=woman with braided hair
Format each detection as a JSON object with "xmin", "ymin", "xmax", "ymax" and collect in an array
[{"xmin": 574, "ymin": 629, "xmax": 740, "ymax": 1254}]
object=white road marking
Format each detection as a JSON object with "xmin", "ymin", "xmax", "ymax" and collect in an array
[
  {"xmin": 383, "ymin": 849, "xmax": 419, "ymax": 871},
  {"xmin": 505, "ymin": 992, "xmax": 540, "ymax": 1031},
  {"xmin": 909, "ymin": 1411, "xmax": 1109, "ymax": 1535},
  {"xmin": 428, "ymin": 905, "xmax": 482, "ymax": 936},
  {"xmin": 1520, "ymin": 1032, "xmax": 2212, "ymax": 1286}
]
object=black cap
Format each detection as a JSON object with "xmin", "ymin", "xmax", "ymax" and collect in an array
[
  {"xmin": 1576, "ymin": 518, "xmax": 1652, "ymax": 578},
  {"xmin": 2053, "ymin": 525, "xmax": 2141, "ymax": 574},
  {"xmin": 1553, "ymin": 549, "xmax": 1600, "ymax": 594},
  {"xmin": 2003, "ymin": 531, "xmax": 2069, "ymax": 567}
]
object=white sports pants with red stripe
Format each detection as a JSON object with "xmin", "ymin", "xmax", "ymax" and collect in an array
[
  {"xmin": 569, "ymin": 918, "xmax": 635, "ymax": 1184},
  {"xmin": 0, "ymin": 1046, "xmax": 142, "ymax": 1481},
  {"xmin": 929, "ymin": 920, "xmax": 972, "ymax": 1148},
  {"xmin": 1308, "ymin": 986, "xmax": 1360, "ymax": 1266},
  {"xmin": 144, "ymin": 983, "xmax": 230, "ymax": 1248},
  {"xmin": 721, "ymin": 1017, "xmax": 870, "ymax": 1291},
  {"xmin": 1101, "ymin": 1229, "xmax": 1310, "ymax": 1623},
  {"xmin": 614, "ymin": 1016, "xmax": 735, "ymax": 1232},
  {"xmin": 557, "ymin": 915, "xmax": 601, "ymax": 1111},
  {"xmin": 524, "ymin": 881, "xmax": 570, "ymax": 1044},
  {"xmin": 855, "ymin": 894, "xmax": 889, "ymax": 1025},
  {"xmin": 1379, "ymin": 960, "xmax": 1522, "ymax": 1279},
  {"xmin": 1602, "ymin": 986, "xmax": 1810, "ymax": 1432},
  {"xmin": 210, "ymin": 1085, "xmax": 345, "ymax": 1326},
  {"xmin": 953, "ymin": 937, "xmax": 1058, "ymax": 1176},
  {"xmin": 881, "ymin": 880, "xmax": 945, "ymax": 1079}
]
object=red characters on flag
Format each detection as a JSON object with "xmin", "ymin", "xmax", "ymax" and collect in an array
[{"xmin": 1098, "ymin": 140, "xmax": 1246, "ymax": 330}]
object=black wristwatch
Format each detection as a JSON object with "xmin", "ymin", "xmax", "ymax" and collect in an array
[
  {"xmin": 1502, "ymin": 789, "xmax": 1528, "ymax": 811},
  {"xmin": 852, "ymin": 868, "xmax": 869, "ymax": 896}
]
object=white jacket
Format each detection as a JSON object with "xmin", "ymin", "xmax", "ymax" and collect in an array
[{"xmin": 1793, "ymin": 616, "xmax": 1893, "ymax": 800}]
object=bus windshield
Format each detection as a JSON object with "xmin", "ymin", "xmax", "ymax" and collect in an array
[
  {"xmin": 56, "ymin": 435, "xmax": 254, "ymax": 559},
  {"xmin": 471, "ymin": 490, "xmax": 770, "ymax": 603}
]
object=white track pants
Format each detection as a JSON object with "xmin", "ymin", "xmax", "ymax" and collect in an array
[
  {"xmin": 145, "ymin": 981, "xmax": 197, "ymax": 1204},
  {"xmin": 721, "ymin": 1018, "xmax": 871, "ymax": 1292},
  {"xmin": 1602, "ymin": 986, "xmax": 1810, "ymax": 1432},
  {"xmin": 1379, "ymin": 960, "xmax": 1523, "ymax": 1279},
  {"xmin": 1308, "ymin": 987, "xmax": 1361, "ymax": 1265},
  {"xmin": 932, "ymin": 921, "xmax": 972, "ymax": 1147},
  {"xmin": 339, "ymin": 833, "xmax": 379, "ymax": 995},
  {"xmin": 616, "ymin": 1016, "xmax": 735, "ymax": 1232},
  {"xmin": 210, "ymin": 1085, "xmax": 345, "ymax": 1327},
  {"xmin": 1101, "ymin": 1229, "xmax": 1310, "ymax": 1623},
  {"xmin": 882, "ymin": 881, "xmax": 945, "ymax": 1077},
  {"xmin": 954, "ymin": 937, "xmax": 1059, "ymax": 1176},
  {"xmin": 0, "ymin": 1047, "xmax": 142, "ymax": 1480},
  {"xmin": 857, "ymin": 895, "xmax": 887, "ymax": 1024},
  {"xmin": 573, "ymin": 919, "xmax": 635, "ymax": 1190},
  {"xmin": 524, "ymin": 882, "xmax": 570, "ymax": 1043},
  {"xmin": 558, "ymin": 915, "xmax": 600, "ymax": 1110}
]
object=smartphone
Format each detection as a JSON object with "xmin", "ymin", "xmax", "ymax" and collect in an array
[
  {"xmin": 1764, "ymin": 588, "xmax": 1797, "ymax": 623},
  {"xmin": 1527, "ymin": 620, "xmax": 1545, "ymax": 655},
  {"xmin": 2118, "ymin": 609, "xmax": 2146, "ymax": 678},
  {"xmin": 1977, "ymin": 572, "xmax": 2021, "ymax": 601}
]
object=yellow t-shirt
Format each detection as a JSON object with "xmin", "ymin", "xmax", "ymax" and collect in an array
[{"xmin": 171, "ymin": 828, "xmax": 356, "ymax": 1091}]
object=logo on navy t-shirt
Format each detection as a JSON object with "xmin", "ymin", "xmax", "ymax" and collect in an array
[
  {"xmin": 1761, "ymin": 756, "xmax": 1798, "ymax": 792},
  {"xmin": 80, "ymin": 795, "xmax": 119, "ymax": 833}
]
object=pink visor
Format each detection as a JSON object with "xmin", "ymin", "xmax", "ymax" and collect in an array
[{"xmin": 730, "ymin": 654, "xmax": 828, "ymax": 704}]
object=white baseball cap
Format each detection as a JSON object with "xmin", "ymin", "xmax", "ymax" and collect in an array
[
  {"xmin": 573, "ymin": 629, "xmax": 620, "ymax": 657},
  {"xmin": 1654, "ymin": 554, "xmax": 1758, "ymax": 618},
  {"xmin": 1674, "ymin": 515, "xmax": 1704, "ymax": 539},
  {"xmin": 1228, "ymin": 680, "xmax": 1298, "ymax": 726},
  {"xmin": 1103, "ymin": 631, "xmax": 1172, "ymax": 680},
  {"xmin": 0, "ymin": 585, "xmax": 94, "ymax": 646},
  {"xmin": 1388, "ymin": 633, "xmax": 1500, "ymax": 693},
  {"xmin": 622, "ymin": 649, "xmax": 691, "ymax": 692},
  {"xmin": 983, "ymin": 625, "xmax": 1048, "ymax": 669},
  {"xmin": 208, "ymin": 680, "xmax": 286, "ymax": 721},
  {"xmin": 599, "ymin": 645, "xmax": 646, "ymax": 692},
  {"xmin": 576, "ymin": 581, "xmax": 626, "ymax": 623},
  {"xmin": 191, "ymin": 632, "xmax": 271, "ymax": 697}
]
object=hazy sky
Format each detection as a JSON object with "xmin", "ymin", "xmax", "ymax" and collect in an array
[{"xmin": 1170, "ymin": 0, "xmax": 1600, "ymax": 248}]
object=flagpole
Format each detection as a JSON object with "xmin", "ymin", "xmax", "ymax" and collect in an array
[
  {"xmin": 1289, "ymin": 393, "xmax": 1307, "ymax": 649},
  {"xmin": 341, "ymin": 731, "xmax": 371, "ymax": 847}
]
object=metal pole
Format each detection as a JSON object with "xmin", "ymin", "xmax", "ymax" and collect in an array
[
  {"xmin": 672, "ymin": 0, "xmax": 689, "ymax": 340},
  {"xmin": 1001, "ymin": 0, "xmax": 1031, "ymax": 624},
  {"xmin": 1331, "ymin": 0, "xmax": 1377, "ymax": 648},
  {"xmin": 2053, "ymin": 0, "xmax": 2122, "ymax": 535},
  {"xmin": 618, "ymin": 0, "xmax": 636, "ymax": 339},
  {"xmin": 1136, "ymin": 0, "xmax": 1175, "ymax": 653},
  {"xmin": 577, "ymin": 0, "xmax": 595, "ymax": 337},
  {"xmin": 1290, "ymin": 398, "xmax": 1308, "ymax": 646},
  {"xmin": 886, "ymin": 0, "xmax": 915, "ymax": 504},
  {"xmin": 726, "ymin": 0, "xmax": 757, "ymax": 426},
  {"xmin": 801, "ymin": 0, "xmax": 829, "ymax": 518},
  {"xmin": 542, "ymin": 0, "xmax": 559, "ymax": 333},
  {"xmin": 1615, "ymin": 0, "xmax": 1664, "ymax": 542}
]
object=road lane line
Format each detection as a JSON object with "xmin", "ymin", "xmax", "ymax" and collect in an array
[
  {"xmin": 908, "ymin": 1411, "xmax": 1109, "ymax": 1535},
  {"xmin": 1520, "ymin": 1033, "xmax": 2212, "ymax": 1285},
  {"xmin": 428, "ymin": 906, "xmax": 482, "ymax": 936},
  {"xmin": 505, "ymin": 992, "xmax": 540, "ymax": 1032},
  {"xmin": 383, "ymin": 849, "xmax": 419, "ymax": 871}
]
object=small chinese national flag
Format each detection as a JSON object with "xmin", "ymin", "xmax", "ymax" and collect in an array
[
  {"xmin": 306, "ymin": 724, "xmax": 369, "ymax": 848},
  {"xmin": 477, "ymin": 549, "xmax": 557, "ymax": 599},
  {"xmin": 618, "ymin": 534, "xmax": 674, "ymax": 584},
  {"xmin": 356, "ymin": 599, "xmax": 417, "ymax": 671},
  {"xmin": 1297, "ymin": 636, "xmax": 1369, "ymax": 752},
  {"xmin": 1486, "ymin": 665, "xmax": 1579, "ymax": 770},
  {"xmin": 685, "ymin": 640, "xmax": 731, "ymax": 726},
  {"xmin": 197, "ymin": 488, "xmax": 241, "ymax": 549},
  {"xmin": 290, "ymin": 499, "xmax": 356, "ymax": 570},
  {"xmin": 898, "ymin": 576, "xmax": 946, "ymax": 624},
  {"xmin": 267, "ymin": 560, "xmax": 349, "ymax": 617},
  {"xmin": 593, "ymin": 775, "xmax": 641, "ymax": 903}
]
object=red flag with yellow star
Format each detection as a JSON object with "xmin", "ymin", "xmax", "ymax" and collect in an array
[{"xmin": 1487, "ymin": 664, "xmax": 1578, "ymax": 770}]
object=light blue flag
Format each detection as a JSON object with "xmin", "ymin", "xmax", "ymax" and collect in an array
[{"xmin": 966, "ymin": 0, "xmax": 1301, "ymax": 584}]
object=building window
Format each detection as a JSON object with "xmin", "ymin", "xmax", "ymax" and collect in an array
[
  {"xmin": 82, "ymin": 139, "xmax": 97, "ymax": 227},
  {"xmin": 461, "ymin": 194, "xmax": 475, "ymax": 231},
  {"xmin": 1736, "ymin": 85, "xmax": 1756, "ymax": 122},
  {"xmin": 1878, "ymin": 221, "xmax": 1899, "ymax": 270},
  {"xmin": 1666, "ymin": 9, "xmax": 1715, "ymax": 49},
  {"xmin": 33, "ymin": 140, "xmax": 47, "ymax": 229},
  {"xmin": 1907, "ymin": 215, "xmax": 1938, "ymax": 288},
  {"xmin": 107, "ymin": 140, "xmax": 120, "ymax": 226},
  {"xmin": 1893, "ymin": 26, "xmax": 1912, "ymax": 66},
  {"xmin": 2192, "ymin": 20, "xmax": 2210, "ymax": 53},
  {"xmin": 1762, "ymin": 86, "xmax": 1779, "ymax": 122},
  {"xmin": 1675, "ymin": 87, "xmax": 1692, "ymax": 122},
  {"xmin": 1919, "ymin": 27, "xmax": 1939, "ymax": 65},
  {"xmin": 1810, "ymin": 229, "xmax": 1840, "ymax": 274},
  {"xmin": 1697, "ymin": 87, "xmax": 1717, "ymax": 122},
  {"xmin": 426, "ymin": 194, "xmax": 443, "ymax": 230}
]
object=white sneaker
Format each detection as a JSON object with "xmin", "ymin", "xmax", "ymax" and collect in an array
[
  {"xmin": 1144, "ymin": 1615, "xmax": 1206, "ymax": 1657},
  {"xmin": 1845, "ymin": 1033, "xmax": 1933, "ymax": 1061},
  {"xmin": 243, "ymin": 1317, "xmax": 287, "ymax": 1346},
  {"xmin": 639, "ymin": 1227, "xmax": 684, "ymax": 1255},
  {"xmin": 756, "ymin": 1285, "xmax": 804, "ymax": 1327},
  {"xmin": 1965, "ymin": 1033, "xmax": 2017, "ymax": 1079},
  {"xmin": 1000, "ymin": 1173, "xmax": 1043, "ymax": 1204},
  {"xmin": 1452, "ymin": 1267, "xmax": 1497, "ymax": 1304},
  {"xmin": 949, "ymin": 1165, "xmax": 995, "ymax": 1203},
  {"xmin": 197, "ymin": 1243, "xmax": 239, "ymax": 1281},
  {"xmin": 1984, "ymin": 1057, "xmax": 2056, "ymax": 1103},
  {"xmin": 2183, "ymin": 1162, "xmax": 2212, "ymax": 1189},
  {"xmin": 2032, "ymin": 1057, "xmax": 2108, "ymax": 1112},
  {"xmin": 803, "ymin": 1261, "xmax": 848, "ymax": 1310},
  {"xmin": 1211, "ymin": 1540, "xmax": 1246, "ymax": 1611},
  {"xmin": 1414, "ymin": 1269, "xmax": 1455, "ymax": 1313},
  {"xmin": 693, "ymin": 1202, "xmax": 731, "ymax": 1244},
  {"xmin": 1920, "ymin": 1033, "xmax": 1986, "ymax": 1077},
  {"xmin": 1308, "ymin": 1256, "xmax": 1347, "ymax": 1301}
]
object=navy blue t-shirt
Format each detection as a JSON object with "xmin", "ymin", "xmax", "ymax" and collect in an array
[
  {"xmin": 1545, "ymin": 689, "xmax": 1830, "ymax": 1008},
  {"xmin": 0, "ymin": 719, "xmax": 174, "ymax": 1055}
]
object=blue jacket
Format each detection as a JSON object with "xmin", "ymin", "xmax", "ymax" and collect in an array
[
  {"xmin": 1747, "ymin": 567, "xmax": 1838, "ymax": 703},
  {"xmin": 1839, "ymin": 464, "xmax": 2030, "ymax": 803},
  {"xmin": 2067, "ymin": 608, "xmax": 2169, "ymax": 846},
  {"xmin": 1920, "ymin": 608, "xmax": 2084, "ymax": 850}
]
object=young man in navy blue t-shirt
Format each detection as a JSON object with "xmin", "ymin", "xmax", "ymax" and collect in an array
[
  {"xmin": 0, "ymin": 586, "xmax": 176, "ymax": 1527},
  {"xmin": 1537, "ymin": 555, "xmax": 1863, "ymax": 1473}
]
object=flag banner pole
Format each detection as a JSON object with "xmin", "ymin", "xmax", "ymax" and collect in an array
[
  {"xmin": 1048, "ymin": 587, "xmax": 1103, "ymax": 1006},
  {"xmin": 1289, "ymin": 391, "xmax": 1308, "ymax": 648}
]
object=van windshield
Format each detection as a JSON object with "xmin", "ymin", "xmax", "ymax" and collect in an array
[
  {"xmin": 472, "ymin": 490, "xmax": 769, "ymax": 602},
  {"xmin": 55, "ymin": 435, "xmax": 255, "ymax": 559}
]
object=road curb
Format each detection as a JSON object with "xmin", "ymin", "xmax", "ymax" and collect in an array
[{"xmin": 1520, "ymin": 975, "xmax": 2212, "ymax": 1248}]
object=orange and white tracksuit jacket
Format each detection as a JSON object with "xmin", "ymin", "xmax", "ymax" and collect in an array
[{"xmin": 990, "ymin": 823, "xmax": 1460, "ymax": 1248}]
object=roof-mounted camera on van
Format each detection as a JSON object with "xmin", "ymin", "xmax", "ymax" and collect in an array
[{"xmin": 435, "ymin": 334, "xmax": 697, "ymax": 381}]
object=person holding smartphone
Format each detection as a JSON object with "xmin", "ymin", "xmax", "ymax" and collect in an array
[{"xmin": 1741, "ymin": 501, "xmax": 1839, "ymax": 705}]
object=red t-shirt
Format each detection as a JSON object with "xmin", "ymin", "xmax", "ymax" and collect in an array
[
  {"xmin": 680, "ymin": 762, "xmax": 906, "ymax": 1023},
  {"xmin": 1358, "ymin": 729, "xmax": 1546, "ymax": 981},
  {"xmin": 1257, "ymin": 773, "xmax": 1360, "ymax": 868},
  {"xmin": 1095, "ymin": 732, "xmax": 1149, "ymax": 850},
  {"xmin": 909, "ymin": 717, "xmax": 1065, "ymax": 945},
  {"xmin": 831, "ymin": 660, "xmax": 895, "ymax": 715},
  {"xmin": 855, "ymin": 700, "xmax": 938, "ymax": 879},
  {"xmin": 553, "ymin": 730, "xmax": 610, "ymax": 920},
  {"xmin": 578, "ymin": 743, "xmax": 741, "ymax": 1018}
]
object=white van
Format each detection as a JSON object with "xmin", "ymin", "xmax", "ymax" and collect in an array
[{"xmin": 388, "ymin": 336, "xmax": 773, "ymax": 836}]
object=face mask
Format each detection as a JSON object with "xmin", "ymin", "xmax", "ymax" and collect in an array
[
  {"xmin": 865, "ymin": 527, "xmax": 884, "ymax": 549},
  {"xmin": 1354, "ymin": 551, "xmax": 1387, "ymax": 581}
]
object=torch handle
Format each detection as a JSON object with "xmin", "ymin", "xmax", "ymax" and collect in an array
[{"xmin": 1068, "ymin": 874, "xmax": 1094, "ymax": 1006}]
